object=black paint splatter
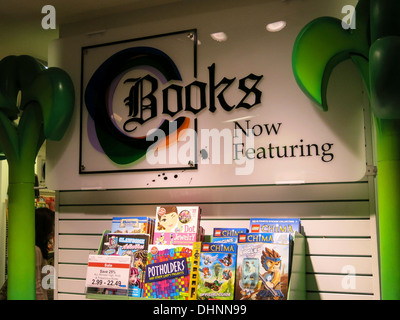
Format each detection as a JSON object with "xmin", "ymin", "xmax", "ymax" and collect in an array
[{"xmin": 200, "ymin": 149, "xmax": 208, "ymax": 160}]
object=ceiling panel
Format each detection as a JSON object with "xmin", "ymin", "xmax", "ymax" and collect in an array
[{"xmin": 0, "ymin": 0, "xmax": 184, "ymax": 24}]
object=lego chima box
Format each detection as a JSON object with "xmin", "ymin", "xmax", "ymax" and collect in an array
[
  {"xmin": 249, "ymin": 218, "xmax": 301, "ymax": 234},
  {"xmin": 197, "ymin": 242, "xmax": 237, "ymax": 300},
  {"xmin": 235, "ymin": 233, "xmax": 290, "ymax": 300},
  {"xmin": 212, "ymin": 228, "xmax": 248, "ymax": 244}
]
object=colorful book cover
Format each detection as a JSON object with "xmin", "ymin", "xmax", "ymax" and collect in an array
[
  {"xmin": 101, "ymin": 233, "xmax": 149, "ymax": 298},
  {"xmin": 143, "ymin": 244, "xmax": 193, "ymax": 300},
  {"xmin": 235, "ymin": 233, "xmax": 290, "ymax": 300},
  {"xmin": 249, "ymin": 218, "xmax": 301, "ymax": 234},
  {"xmin": 188, "ymin": 242, "xmax": 202, "ymax": 300},
  {"xmin": 212, "ymin": 228, "xmax": 248, "ymax": 243},
  {"xmin": 197, "ymin": 242, "xmax": 237, "ymax": 300},
  {"xmin": 153, "ymin": 206, "xmax": 201, "ymax": 245},
  {"xmin": 111, "ymin": 216, "xmax": 153, "ymax": 234}
]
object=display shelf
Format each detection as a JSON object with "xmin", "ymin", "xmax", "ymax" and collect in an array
[
  {"xmin": 287, "ymin": 232, "xmax": 306, "ymax": 300},
  {"xmin": 86, "ymin": 230, "xmax": 306, "ymax": 300},
  {"xmin": 86, "ymin": 293, "xmax": 150, "ymax": 300}
]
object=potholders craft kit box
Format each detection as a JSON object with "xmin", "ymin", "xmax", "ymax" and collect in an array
[{"xmin": 143, "ymin": 244, "xmax": 193, "ymax": 299}]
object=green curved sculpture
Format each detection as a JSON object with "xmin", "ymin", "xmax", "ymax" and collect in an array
[
  {"xmin": 293, "ymin": 0, "xmax": 400, "ymax": 299},
  {"xmin": 0, "ymin": 55, "xmax": 74, "ymax": 299}
]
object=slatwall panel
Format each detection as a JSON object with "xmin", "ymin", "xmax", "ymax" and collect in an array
[{"xmin": 54, "ymin": 180, "xmax": 380, "ymax": 300}]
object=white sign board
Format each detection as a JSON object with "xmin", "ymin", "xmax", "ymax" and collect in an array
[
  {"xmin": 85, "ymin": 254, "xmax": 131, "ymax": 290},
  {"xmin": 48, "ymin": 0, "xmax": 367, "ymax": 190}
]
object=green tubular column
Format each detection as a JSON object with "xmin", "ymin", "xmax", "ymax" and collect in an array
[
  {"xmin": 7, "ymin": 171, "xmax": 36, "ymax": 300},
  {"xmin": 6, "ymin": 101, "xmax": 43, "ymax": 300},
  {"xmin": 375, "ymin": 118, "xmax": 400, "ymax": 299}
]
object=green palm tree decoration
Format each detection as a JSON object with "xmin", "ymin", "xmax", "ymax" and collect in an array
[
  {"xmin": 293, "ymin": 0, "xmax": 400, "ymax": 299},
  {"xmin": 0, "ymin": 55, "xmax": 74, "ymax": 299}
]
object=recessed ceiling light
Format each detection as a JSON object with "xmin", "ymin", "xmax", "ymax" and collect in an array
[
  {"xmin": 210, "ymin": 32, "xmax": 228, "ymax": 42},
  {"xmin": 266, "ymin": 20, "xmax": 286, "ymax": 32}
]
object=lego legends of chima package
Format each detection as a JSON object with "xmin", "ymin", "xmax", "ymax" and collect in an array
[
  {"xmin": 197, "ymin": 242, "xmax": 237, "ymax": 300},
  {"xmin": 235, "ymin": 233, "xmax": 290, "ymax": 300},
  {"xmin": 212, "ymin": 228, "xmax": 248, "ymax": 243}
]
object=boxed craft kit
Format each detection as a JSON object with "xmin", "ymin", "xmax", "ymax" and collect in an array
[
  {"xmin": 143, "ymin": 244, "xmax": 193, "ymax": 300},
  {"xmin": 153, "ymin": 206, "xmax": 202, "ymax": 245},
  {"xmin": 101, "ymin": 233, "xmax": 150, "ymax": 297}
]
